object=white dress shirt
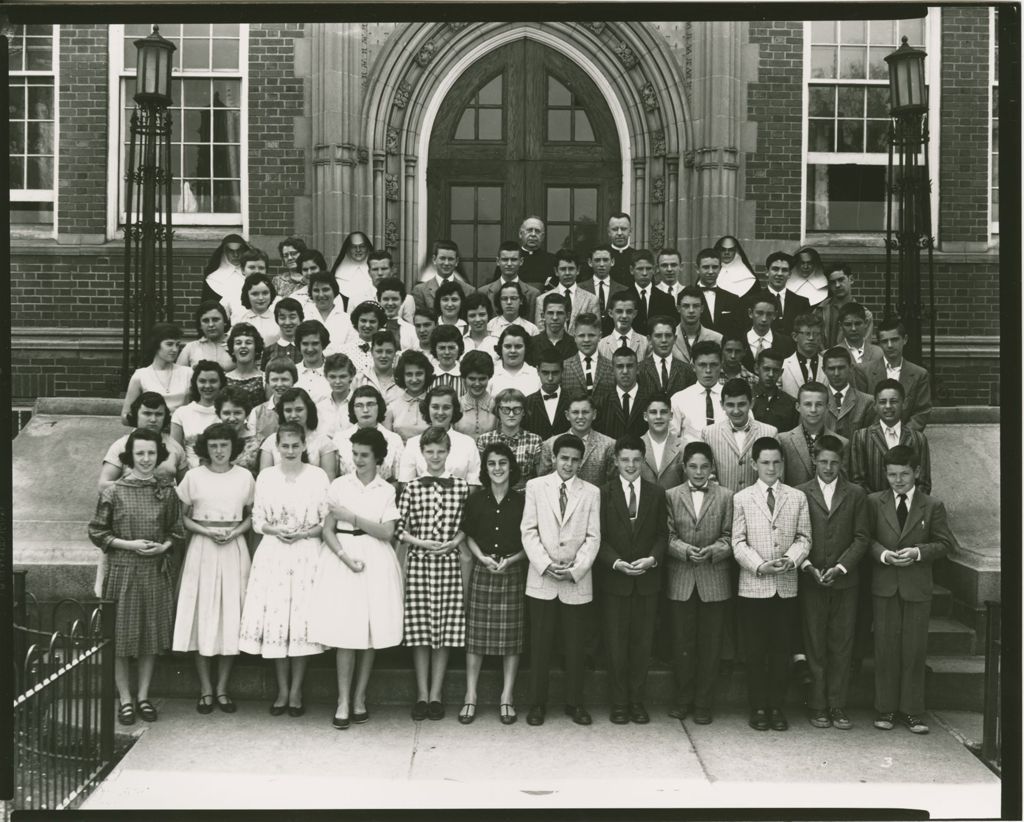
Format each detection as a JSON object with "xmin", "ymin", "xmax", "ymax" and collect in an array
[
  {"xmin": 847, "ymin": 343, "xmax": 865, "ymax": 363},
  {"xmin": 818, "ymin": 476, "xmax": 837, "ymax": 511},
  {"xmin": 615, "ymin": 385, "xmax": 636, "ymax": 417},
  {"xmin": 295, "ymin": 362, "xmax": 331, "ymax": 404},
  {"xmin": 885, "ymin": 359, "xmax": 903, "ymax": 380},
  {"xmin": 657, "ymin": 282, "xmax": 683, "ymax": 302},
  {"xmin": 700, "ymin": 287, "xmax": 716, "ymax": 318},
  {"xmin": 767, "ymin": 287, "xmax": 786, "ymax": 315},
  {"xmin": 747, "ymin": 328, "xmax": 773, "ymax": 355},
  {"xmin": 689, "ymin": 482, "xmax": 707, "ymax": 518},
  {"xmin": 542, "ymin": 386, "xmax": 561, "ymax": 424},
  {"xmin": 648, "ymin": 433, "xmax": 667, "ymax": 471},
  {"xmin": 670, "ymin": 382, "xmax": 724, "ymax": 442},
  {"xmin": 312, "ymin": 301, "xmax": 356, "ymax": 350}
]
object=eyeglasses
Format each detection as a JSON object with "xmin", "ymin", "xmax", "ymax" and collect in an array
[{"xmin": 498, "ymin": 406, "xmax": 525, "ymax": 416}]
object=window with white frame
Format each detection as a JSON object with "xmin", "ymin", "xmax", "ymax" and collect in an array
[
  {"xmin": 111, "ymin": 24, "xmax": 246, "ymax": 226},
  {"xmin": 990, "ymin": 8, "xmax": 998, "ymax": 236},
  {"xmin": 8, "ymin": 25, "xmax": 58, "ymax": 228},
  {"xmin": 805, "ymin": 17, "xmax": 934, "ymax": 234}
]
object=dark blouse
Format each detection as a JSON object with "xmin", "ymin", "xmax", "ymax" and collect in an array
[{"xmin": 461, "ymin": 487, "xmax": 526, "ymax": 559}]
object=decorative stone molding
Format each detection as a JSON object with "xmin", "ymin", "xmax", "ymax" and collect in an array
[
  {"xmin": 384, "ymin": 219, "xmax": 399, "ymax": 249},
  {"xmin": 357, "ymin": 146, "xmax": 369, "ymax": 164},
  {"xmin": 385, "ymin": 173, "xmax": 399, "ymax": 201},
  {"xmin": 386, "ymin": 127, "xmax": 400, "ymax": 155},
  {"xmin": 581, "ymin": 22, "xmax": 606, "ymax": 35},
  {"xmin": 651, "ymin": 130, "xmax": 666, "ymax": 157},
  {"xmin": 650, "ymin": 221, "xmax": 665, "ymax": 251},
  {"xmin": 337, "ymin": 143, "xmax": 358, "ymax": 167},
  {"xmin": 312, "ymin": 144, "xmax": 332, "ymax": 166},
  {"xmin": 394, "ymin": 81, "xmax": 412, "ymax": 110},
  {"xmin": 651, "ymin": 177, "xmax": 665, "ymax": 204},
  {"xmin": 614, "ymin": 41, "xmax": 638, "ymax": 69},
  {"xmin": 448, "ymin": 22, "xmax": 470, "ymax": 32},
  {"xmin": 640, "ymin": 82, "xmax": 659, "ymax": 112},
  {"xmin": 683, "ymin": 150, "xmax": 695, "ymax": 168},
  {"xmin": 360, "ymin": 23, "xmax": 370, "ymax": 90},
  {"xmin": 415, "ymin": 41, "xmax": 438, "ymax": 67}
]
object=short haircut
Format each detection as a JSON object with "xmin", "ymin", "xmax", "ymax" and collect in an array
[
  {"xmin": 350, "ymin": 301, "xmax": 387, "ymax": 327},
  {"xmin": 276, "ymin": 387, "xmax": 320, "ymax": 430},
  {"xmin": 195, "ymin": 421, "xmax": 243, "ymax": 461},
  {"xmin": 227, "ymin": 322, "xmax": 265, "ymax": 363},
  {"xmin": 432, "ymin": 239, "xmax": 459, "ymax": 258},
  {"xmin": 119, "ymin": 428, "xmax": 169, "ymax": 468},
  {"xmin": 215, "ymin": 384, "xmax": 255, "ymax": 415},
  {"xmin": 429, "ymin": 324, "xmax": 465, "ymax": 357},
  {"xmin": 678, "ymin": 285, "xmax": 704, "ymax": 304},
  {"xmin": 350, "ymin": 425, "xmax": 389, "ymax": 465},
  {"xmin": 240, "ymin": 272, "xmax": 277, "ymax": 309},
  {"xmin": 746, "ymin": 290, "xmax": 778, "ymax": 312},
  {"xmin": 494, "ymin": 280, "xmax": 527, "ymax": 315},
  {"xmin": 542, "ymin": 292, "xmax": 569, "ymax": 312},
  {"xmin": 278, "ymin": 236, "xmax": 307, "ymax": 256},
  {"xmin": 565, "ymin": 390, "xmax": 595, "ymax": 409},
  {"xmin": 190, "ymin": 359, "xmax": 227, "ymax": 398},
  {"xmin": 797, "ymin": 380, "xmax": 830, "ymax": 402},
  {"xmin": 643, "ymin": 393, "xmax": 672, "ymax": 412},
  {"xmin": 367, "ymin": 249, "xmax": 393, "ymax": 266},
  {"xmin": 614, "ymin": 433, "xmax": 646, "ymax": 456},
  {"xmin": 826, "ymin": 262, "xmax": 853, "ymax": 279},
  {"xmin": 751, "ymin": 436, "xmax": 783, "ymax": 461},
  {"xmin": 274, "ymin": 297, "xmax": 304, "ymax": 322},
  {"xmin": 394, "ymin": 349, "xmax": 435, "ymax": 390},
  {"xmin": 324, "ymin": 352, "xmax": 356, "ymax": 376},
  {"xmin": 537, "ymin": 348, "xmax": 564, "ymax": 368},
  {"xmin": 497, "ymin": 240, "xmax": 522, "ymax": 256},
  {"xmin": 194, "ymin": 299, "xmax": 229, "ymax": 337},
  {"xmin": 144, "ymin": 322, "xmax": 182, "ymax": 362},
  {"xmin": 837, "ymin": 301, "xmax": 867, "ymax": 322},
  {"xmin": 554, "ymin": 248, "xmax": 580, "ymax": 269},
  {"xmin": 873, "ymin": 377, "xmax": 906, "ymax": 400},
  {"xmin": 370, "ymin": 330, "xmax": 397, "ymax": 351},
  {"xmin": 493, "ymin": 387, "xmax": 527, "ymax": 409},
  {"xmin": 611, "ymin": 346, "xmax": 638, "ymax": 363},
  {"xmin": 460, "ymin": 349, "xmax": 495, "ymax": 379},
  {"xmin": 720, "ymin": 333, "xmax": 748, "ymax": 350},
  {"xmin": 607, "ymin": 291, "xmax": 638, "ymax": 311},
  {"xmin": 682, "ymin": 441, "xmax": 714, "ymax": 464},
  {"xmin": 691, "ymin": 340, "xmax": 722, "ymax": 361},
  {"xmin": 608, "ymin": 211, "xmax": 631, "ymax": 224},
  {"xmin": 413, "ymin": 306, "xmax": 437, "ymax": 324},
  {"xmin": 590, "ymin": 243, "xmax": 614, "ymax": 257},
  {"xmin": 883, "ymin": 444, "xmax": 919, "ymax": 470},
  {"xmin": 629, "ymin": 249, "xmax": 655, "ymax": 267},
  {"xmin": 721, "ymin": 377, "xmax": 753, "ymax": 402},
  {"xmin": 480, "ymin": 441, "xmax": 522, "ymax": 489},
  {"xmin": 694, "ymin": 247, "xmax": 720, "ymax": 266},
  {"xmin": 814, "ymin": 434, "xmax": 845, "ymax": 458},
  {"xmin": 822, "ymin": 346, "xmax": 852, "ymax": 365},
  {"xmin": 878, "ymin": 315, "xmax": 908, "ymax": 337},
  {"xmin": 420, "ymin": 384, "xmax": 463, "ymax": 425},
  {"xmin": 419, "ymin": 424, "xmax": 452, "ymax": 451},
  {"xmin": 552, "ymin": 432, "xmax": 585, "ymax": 458},
  {"xmin": 276, "ymin": 421, "xmax": 306, "ymax": 443},
  {"xmin": 295, "ymin": 319, "xmax": 330, "ymax": 347},
  {"xmin": 793, "ymin": 312, "xmax": 823, "ymax": 333},
  {"xmin": 264, "ymin": 357, "xmax": 298, "ymax": 382},
  {"xmin": 348, "ymin": 384, "xmax": 387, "ymax": 424},
  {"xmin": 126, "ymin": 391, "xmax": 171, "ymax": 430},
  {"xmin": 463, "ymin": 291, "xmax": 495, "ymax": 318},
  {"xmin": 573, "ymin": 312, "xmax": 601, "ymax": 332},
  {"xmin": 240, "ymin": 248, "xmax": 269, "ymax": 268},
  {"xmin": 307, "ymin": 270, "xmax": 340, "ymax": 298},
  {"xmin": 765, "ymin": 250, "xmax": 792, "ymax": 270},
  {"xmin": 376, "ymin": 276, "xmax": 406, "ymax": 300},
  {"xmin": 647, "ymin": 315, "xmax": 676, "ymax": 335},
  {"xmin": 756, "ymin": 347, "xmax": 786, "ymax": 366},
  {"xmin": 496, "ymin": 323, "xmax": 531, "ymax": 354},
  {"xmin": 296, "ymin": 248, "xmax": 328, "ymax": 274},
  {"xmin": 657, "ymin": 247, "xmax": 682, "ymax": 263}
]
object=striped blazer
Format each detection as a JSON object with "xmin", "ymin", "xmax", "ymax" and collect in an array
[
  {"xmin": 849, "ymin": 422, "xmax": 932, "ymax": 495},
  {"xmin": 731, "ymin": 481, "xmax": 811, "ymax": 599},
  {"xmin": 639, "ymin": 432, "xmax": 687, "ymax": 490},
  {"xmin": 825, "ymin": 386, "xmax": 878, "ymax": 440},
  {"xmin": 666, "ymin": 481, "xmax": 734, "ymax": 602},
  {"xmin": 701, "ymin": 419, "xmax": 778, "ymax": 493},
  {"xmin": 861, "ymin": 358, "xmax": 932, "ymax": 431},
  {"xmin": 777, "ymin": 427, "xmax": 850, "ymax": 486}
]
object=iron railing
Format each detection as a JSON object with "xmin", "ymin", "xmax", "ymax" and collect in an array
[
  {"xmin": 12, "ymin": 571, "xmax": 118, "ymax": 811},
  {"xmin": 974, "ymin": 600, "xmax": 1001, "ymax": 774}
]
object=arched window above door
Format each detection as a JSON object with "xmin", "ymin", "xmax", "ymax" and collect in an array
[
  {"xmin": 546, "ymin": 76, "xmax": 595, "ymax": 143},
  {"xmin": 454, "ymin": 74, "xmax": 503, "ymax": 141}
]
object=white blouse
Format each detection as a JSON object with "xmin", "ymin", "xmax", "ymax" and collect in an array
[
  {"xmin": 333, "ymin": 424, "xmax": 404, "ymax": 481},
  {"xmin": 171, "ymin": 401, "xmax": 218, "ymax": 468},
  {"xmin": 397, "ymin": 428, "xmax": 480, "ymax": 485}
]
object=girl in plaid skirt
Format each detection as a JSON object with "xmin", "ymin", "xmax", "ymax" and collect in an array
[{"xmin": 397, "ymin": 426, "xmax": 468, "ymax": 722}]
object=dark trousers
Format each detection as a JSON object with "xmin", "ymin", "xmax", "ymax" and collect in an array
[
  {"xmin": 528, "ymin": 596, "xmax": 588, "ymax": 707},
  {"xmin": 669, "ymin": 595, "xmax": 728, "ymax": 710},
  {"xmin": 738, "ymin": 595, "xmax": 796, "ymax": 710},
  {"xmin": 602, "ymin": 590, "xmax": 657, "ymax": 705},
  {"xmin": 873, "ymin": 594, "xmax": 931, "ymax": 715},
  {"xmin": 800, "ymin": 584, "xmax": 858, "ymax": 709},
  {"xmin": 852, "ymin": 566, "xmax": 874, "ymax": 661}
]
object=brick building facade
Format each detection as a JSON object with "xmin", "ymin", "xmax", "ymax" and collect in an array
[{"xmin": 8, "ymin": 11, "xmax": 1003, "ymax": 406}]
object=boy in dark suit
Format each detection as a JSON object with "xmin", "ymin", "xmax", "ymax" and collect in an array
[
  {"xmin": 522, "ymin": 349, "xmax": 571, "ymax": 440},
  {"xmin": 597, "ymin": 435, "xmax": 668, "ymax": 724},
  {"xmin": 796, "ymin": 435, "xmax": 869, "ymax": 730},
  {"xmin": 867, "ymin": 445, "xmax": 957, "ymax": 735},
  {"xmin": 594, "ymin": 347, "xmax": 650, "ymax": 439},
  {"xmin": 862, "ymin": 317, "xmax": 932, "ymax": 431}
]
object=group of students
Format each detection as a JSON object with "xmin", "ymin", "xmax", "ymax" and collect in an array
[{"xmin": 90, "ymin": 225, "xmax": 955, "ymax": 733}]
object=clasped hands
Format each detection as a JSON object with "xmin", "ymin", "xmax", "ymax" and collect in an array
[
  {"xmin": 544, "ymin": 558, "xmax": 577, "ymax": 581},
  {"xmin": 205, "ymin": 526, "xmax": 237, "ymax": 545},
  {"xmin": 884, "ymin": 547, "xmax": 920, "ymax": 567},
  {"xmin": 480, "ymin": 555, "xmax": 514, "ymax": 574},
  {"xmin": 757, "ymin": 557, "xmax": 796, "ymax": 576},
  {"xmin": 613, "ymin": 556, "xmax": 657, "ymax": 576},
  {"xmin": 803, "ymin": 564, "xmax": 844, "ymax": 586},
  {"xmin": 124, "ymin": 539, "xmax": 172, "ymax": 556}
]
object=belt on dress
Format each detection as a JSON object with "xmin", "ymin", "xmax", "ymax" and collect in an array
[
  {"xmin": 337, "ymin": 528, "xmax": 367, "ymax": 537},
  {"xmin": 193, "ymin": 519, "xmax": 242, "ymax": 527}
]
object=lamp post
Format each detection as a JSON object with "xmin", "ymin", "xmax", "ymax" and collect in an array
[
  {"xmin": 121, "ymin": 25, "xmax": 176, "ymax": 385},
  {"xmin": 883, "ymin": 35, "xmax": 935, "ymax": 371}
]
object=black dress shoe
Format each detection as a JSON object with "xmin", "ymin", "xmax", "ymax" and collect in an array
[
  {"xmin": 628, "ymin": 703, "xmax": 650, "ymax": 724},
  {"xmin": 287, "ymin": 704, "xmax": 305, "ymax": 718},
  {"xmin": 352, "ymin": 710, "xmax": 369, "ymax": 724},
  {"xmin": 333, "ymin": 715, "xmax": 350, "ymax": 730},
  {"xmin": 411, "ymin": 700, "xmax": 428, "ymax": 721},
  {"xmin": 427, "ymin": 700, "xmax": 445, "ymax": 720},
  {"xmin": 769, "ymin": 708, "xmax": 789, "ymax": 731},
  {"xmin": 748, "ymin": 709, "xmax": 770, "ymax": 731},
  {"xmin": 610, "ymin": 704, "xmax": 630, "ymax": 724},
  {"xmin": 692, "ymin": 707, "xmax": 713, "ymax": 725},
  {"xmin": 667, "ymin": 704, "xmax": 690, "ymax": 721},
  {"xmin": 269, "ymin": 703, "xmax": 287, "ymax": 716},
  {"xmin": 526, "ymin": 705, "xmax": 546, "ymax": 726},
  {"xmin": 564, "ymin": 705, "xmax": 592, "ymax": 726}
]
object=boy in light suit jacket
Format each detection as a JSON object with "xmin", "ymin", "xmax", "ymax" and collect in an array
[
  {"xmin": 665, "ymin": 441, "xmax": 734, "ymax": 724},
  {"xmin": 731, "ymin": 436, "xmax": 811, "ymax": 732},
  {"xmin": 521, "ymin": 433, "xmax": 602, "ymax": 727},
  {"xmin": 867, "ymin": 445, "xmax": 957, "ymax": 735}
]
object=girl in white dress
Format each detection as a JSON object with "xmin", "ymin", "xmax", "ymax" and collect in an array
[
  {"xmin": 333, "ymin": 385, "xmax": 404, "ymax": 481},
  {"xmin": 258, "ymin": 387, "xmax": 338, "ymax": 479},
  {"xmin": 239, "ymin": 423, "xmax": 329, "ymax": 715},
  {"xmin": 177, "ymin": 301, "xmax": 236, "ymax": 372},
  {"xmin": 173, "ymin": 422, "xmax": 255, "ymax": 715},
  {"xmin": 120, "ymin": 322, "xmax": 193, "ymax": 425},
  {"xmin": 171, "ymin": 361, "xmax": 226, "ymax": 468},
  {"xmin": 308, "ymin": 427, "xmax": 404, "ymax": 728}
]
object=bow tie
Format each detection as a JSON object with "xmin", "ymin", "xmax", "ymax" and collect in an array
[
  {"xmin": 699, "ymin": 286, "xmax": 714, "ymax": 291},
  {"xmin": 689, "ymin": 484, "xmax": 708, "ymax": 493},
  {"xmin": 419, "ymin": 476, "xmax": 454, "ymax": 489},
  {"xmin": 359, "ymin": 343, "xmax": 370, "ymax": 353},
  {"xmin": 542, "ymin": 392, "xmax": 559, "ymax": 401},
  {"xmin": 730, "ymin": 424, "xmax": 751, "ymax": 434}
]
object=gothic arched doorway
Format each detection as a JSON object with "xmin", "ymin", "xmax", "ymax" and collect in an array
[{"xmin": 426, "ymin": 39, "xmax": 622, "ymax": 284}]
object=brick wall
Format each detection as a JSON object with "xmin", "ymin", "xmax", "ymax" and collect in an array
[
  {"xmin": 745, "ymin": 21, "xmax": 804, "ymax": 243},
  {"xmin": 58, "ymin": 25, "xmax": 109, "ymax": 236},
  {"xmin": 247, "ymin": 24, "xmax": 306, "ymax": 238},
  {"xmin": 939, "ymin": 6, "xmax": 993, "ymax": 246}
]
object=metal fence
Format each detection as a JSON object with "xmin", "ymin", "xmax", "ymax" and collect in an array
[
  {"xmin": 11, "ymin": 407, "xmax": 33, "ymax": 439},
  {"xmin": 12, "ymin": 571, "xmax": 119, "ymax": 811},
  {"xmin": 977, "ymin": 600, "xmax": 1001, "ymax": 774}
]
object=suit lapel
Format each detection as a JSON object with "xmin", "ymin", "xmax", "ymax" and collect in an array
[
  {"xmin": 692, "ymin": 485, "xmax": 714, "ymax": 527},
  {"xmin": 828, "ymin": 479, "xmax": 849, "ymax": 518},
  {"xmin": 900, "ymin": 491, "xmax": 924, "ymax": 540},
  {"xmin": 642, "ymin": 435, "xmax": 659, "ymax": 474},
  {"xmin": 561, "ymin": 478, "xmax": 583, "ymax": 523},
  {"xmin": 806, "ymin": 480, "xmax": 829, "ymax": 515},
  {"xmin": 870, "ymin": 423, "xmax": 889, "ymax": 456},
  {"xmin": 750, "ymin": 484, "xmax": 774, "ymax": 522},
  {"xmin": 660, "ymin": 437, "xmax": 680, "ymax": 478},
  {"xmin": 880, "ymin": 492, "xmax": 901, "ymax": 537}
]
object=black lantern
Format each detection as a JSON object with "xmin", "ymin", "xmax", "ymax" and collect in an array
[
  {"xmin": 884, "ymin": 36, "xmax": 928, "ymax": 115},
  {"xmin": 133, "ymin": 25, "xmax": 175, "ymax": 105}
]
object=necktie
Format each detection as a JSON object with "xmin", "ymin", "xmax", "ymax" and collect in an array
[
  {"xmin": 627, "ymin": 482, "xmax": 637, "ymax": 519},
  {"xmin": 420, "ymin": 476, "xmax": 454, "ymax": 489},
  {"xmin": 584, "ymin": 355, "xmax": 594, "ymax": 389},
  {"xmin": 886, "ymin": 426, "xmax": 899, "ymax": 445},
  {"xmin": 359, "ymin": 343, "xmax": 370, "ymax": 353},
  {"xmin": 705, "ymin": 387, "xmax": 715, "ymax": 427},
  {"xmin": 755, "ymin": 336, "xmax": 765, "ymax": 356},
  {"xmin": 559, "ymin": 482, "xmax": 568, "ymax": 517},
  {"xmin": 766, "ymin": 486, "xmax": 776, "ymax": 515},
  {"xmin": 835, "ymin": 390, "xmax": 844, "ymax": 407},
  {"xmin": 564, "ymin": 288, "xmax": 573, "ymax": 314},
  {"xmin": 896, "ymin": 493, "xmax": 908, "ymax": 530},
  {"xmin": 598, "ymin": 282, "xmax": 606, "ymax": 316},
  {"xmin": 620, "ymin": 335, "xmax": 629, "ymax": 348},
  {"xmin": 660, "ymin": 358, "xmax": 670, "ymax": 390},
  {"xmin": 638, "ymin": 289, "xmax": 647, "ymax": 314},
  {"xmin": 797, "ymin": 355, "xmax": 817, "ymax": 382},
  {"xmin": 622, "ymin": 391, "xmax": 631, "ymax": 419},
  {"xmin": 689, "ymin": 484, "xmax": 707, "ymax": 493}
]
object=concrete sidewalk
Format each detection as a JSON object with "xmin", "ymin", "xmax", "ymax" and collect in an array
[{"xmin": 81, "ymin": 699, "xmax": 999, "ymax": 816}]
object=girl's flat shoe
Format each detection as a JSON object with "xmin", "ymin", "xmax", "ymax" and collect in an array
[
  {"xmin": 333, "ymin": 715, "xmax": 350, "ymax": 730},
  {"xmin": 288, "ymin": 704, "xmax": 305, "ymax": 717},
  {"xmin": 216, "ymin": 694, "xmax": 237, "ymax": 714},
  {"xmin": 136, "ymin": 700, "xmax": 158, "ymax": 722},
  {"xmin": 269, "ymin": 702, "xmax": 288, "ymax": 716},
  {"xmin": 196, "ymin": 694, "xmax": 215, "ymax": 715},
  {"xmin": 499, "ymin": 703, "xmax": 517, "ymax": 725},
  {"xmin": 458, "ymin": 703, "xmax": 476, "ymax": 725},
  {"xmin": 118, "ymin": 702, "xmax": 136, "ymax": 726},
  {"xmin": 351, "ymin": 710, "xmax": 369, "ymax": 724}
]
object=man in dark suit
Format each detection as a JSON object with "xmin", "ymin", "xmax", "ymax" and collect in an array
[
  {"xmin": 741, "ymin": 291, "xmax": 796, "ymax": 372},
  {"xmin": 578, "ymin": 244, "xmax": 627, "ymax": 336},
  {"xmin": 862, "ymin": 317, "xmax": 933, "ymax": 432},
  {"xmin": 597, "ymin": 434, "xmax": 668, "ymax": 724},
  {"xmin": 763, "ymin": 251, "xmax": 811, "ymax": 338},
  {"xmin": 410, "ymin": 240, "xmax": 474, "ymax": 314},
  {"xmin": 624, "ymin": 249, "xmax": 678, "ymax": 334},
  {"xmin": 607, "ymin": 212, "xmax": 636, "ymax": 287},
  {"xmin": 692, "ymin": 248, "xmax": 743, "ymax": 338},
  {"xmin": 512, "ymin": 216, "xmax": 558, "ymax": 287},
  {"xmin": 867, "ymin": 445, "xmax": 957, "ymax": 735},
  {"xmin": 595, "ymin": 347, "xmax": 650, "ymax": 440},
  {"xmin": 477, "ymin": 240, "xmax": 542, "ymax": 320},
  {"xmin": 822, "ymin": 346, "xmax": 877, "ymax": 439},
  {"xmin": 796, "ymin": 435, "xmax": 870, "ymax": 730},
  {"xmin": 640, "ymin": 316, "xmax": 696, "ymax": 397},
  {"xmin": 523, "ymin": 349, "xmax": 571, "ymax": 439},
  {"xmin": 751, "ymin": 348, "xmax": 799, "ymax": 433}
]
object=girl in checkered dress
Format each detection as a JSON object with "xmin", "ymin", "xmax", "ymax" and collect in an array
[{"xmin": 397, "ymin": 426, "xmax": 468, "ymax": 721}]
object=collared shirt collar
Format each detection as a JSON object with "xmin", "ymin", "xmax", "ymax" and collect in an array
[
  {"xmin": 756, "ymin": 478, "xmax": 781, "ymax": 496},
  {"xmin": 619, "ymin": 474, "xmax": 640, "ymax": 498},
  {"xmin": 748, "ymin": 328, "xmax": 773, "ymax": 345},
  {"xmin": 729, "ymin": 418, "xmax": 752, "ymax": 433},
  {"xmin": 616, "ymin": 384, "xmax": 635, "ymax": 402},
  {"xmin": 818, "ymin": 476, "xmax": 838, "ymax": 496},
  {"xmin": 883, "ymin": 420, "xmax": 903, "ymax": 440},
  {"xmin": 893, "ymin": 486, "xmax": 916, "ymax": 507}
]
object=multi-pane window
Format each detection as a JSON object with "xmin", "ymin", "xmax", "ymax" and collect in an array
[
  {"xmin": 8, "ymin": 25, "xmax": 57, "ymax": 227},
  {"xmin": 805, "ymin": 17, "xmax": 930, "ymax": 233},
  {"xmin": 454, "ymin": 75, "xmax": 503, "ymax": 141},
  {"xmin": 546, "ymin": 76, "xmax": 595, "ymax": 143},
  {"xmin": 990, "ymin": 8, "xmax": 999, "ymax": 235},
  {"xmin": 546, "ymin": 186, "xmax": 598, "ymax": 255},
  {"xmin": 112, "ymin": 24, "xmax": 246, "ymax": 225},
  {"xmin": 449, "ymin": 185, "xmax": 502, "ymax": 282}
]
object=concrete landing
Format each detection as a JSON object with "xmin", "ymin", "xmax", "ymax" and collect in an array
[{"xmin": 80, "ymin": 699, "xmax": 999, "ymax": 815}]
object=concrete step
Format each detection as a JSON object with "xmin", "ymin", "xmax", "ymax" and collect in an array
[
  {"xmin": 927, "ymin": 615, "xmax": 979, "ymax": 656},
  {"xmin": 931, "ymin": 583, "xmax": 953, "ymax": 617}
]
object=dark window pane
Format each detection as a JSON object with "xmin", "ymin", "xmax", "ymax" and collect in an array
[
  {"xmin": 478, "ymin": 75, "xmax": 502, "ymax": 105},
  {"xmin": 478, "ymin": 225, "xmax": 501, "ymax": 259},
  {"xmin": 212, "ymin": 144, "xmax": 241, "ymax": 178},
  {"xmin": 213, "ymin": 179, "xmax": 241, "ymax": 212},
  {"xmin": 9, "ymin": 83, "xmax": 26, "ymax": 120},
  {"xmin": 183, "ymin": 79, "xmax": 211, "ymax": 107},
  {"xmin": 27, "ymin": 83, "xmax": 53, "ymax": 118},
  {"xmin": 213, "ymin": 108, "xmax": 240, "ymax": 142},
  {"xmin": 171, "ymin": 79, "xmax": 182, "ymax": 104},
  {"xmin": 170, "ymin": 116, "xmax": 182, "ymax": 143},
  {"xmin": 183, "ymin": 144, "xmax": 205, "ymax": 177},
  {"xmin": 11, "ymin": 202, "xmax": 53, "ymax": 225},
  {"xmin": 158, "ymin": 24, "xmax": 181, "ymax": 37},
  {"xmin": 992, "ymin": 200, "xmax": 999, "ymax": 224},
  {"xmin": 26, "ymin": 24, "xmax": 53, "ymax": 36},
  {"xmin": 808, "ymin": 86, "xmax": 835, "ymax": 117},
  {"xmin": 478, "ymin": 108, "xmax": 501, "ymax": 140},
  {"xmin": 184, "ymin": 109, "xmax": 210, "ymax": 142},
  {"xmin": 10, "ymin": 124, "xmax": 25, "ymax": 155},
  {"xmin": 25, "ymin": 39, "xmax": 52, "ymax": 71},
  {"xmin": 477, "ymin": 186, "xmax": 501, "ymax": 221},
  {"xmin": 547, "ymin": 110, "xmax": 571, "ymax": 141},
  {"xmin": 865, "ymin": 86, "xmax": 890, "ymax": 117},
  {"xmin": 992, "ymin": 92, "xmax": 998, "ymax": 119},
  {"xmin": 547, "ymin": 187, "xmax": 570, "ymax": 222},
  {"xmin": 9, "ymin": 40, "xmax": 24, "ymax": 71},
  {"xmin": 183, "ymin": 23, "xmax": 210, "ymax": 36},
  {"xmin": 451, "ymin": 224, "xmax": 475, "ymax": 257},
  {"xmin": 211, "ymin": 80, "xmax": 241, "ymax": 108},
  {"xmin": 212, "ymin": 39, "xmax": 240, "ymax": 71},
  {"xmin": 900, "ymin": 19, "xmax": 925, "ymax": 46},
  {"xmin": 27, "ymin": 122, "xmax": 53, "ymax": 155},
  {"xmin": 125, "ymin": 23, "xmax": 152, "ymax": 36},
  {"xmin": 810, "ymin": 21, "xmax": 836, "ymax": 43},
  {"xmin": 866, "ymin": 120, "xmax": 889, "ymax": 152},
  {"xmin": 450, "ymin": 186, "xmax": 475, "ymax": 221},
  {"xmin": 868, "ymin": 47, "xmax": 891, "ymax": 80},
  {"xmin": 26, "ymin": 156, "xmax": 52, "ymax": 188},
  {"xmin": 575, "ymin": 188, "xmax": 597, "ymax": 221},
  {"xmin": 124, "ymin": 37, "xmax": 138, "ymax": 71},
  {"xmin": 808, "ymin": 120, "xmax": 835, "ymax": 152},
  {"xmin": 841, "ymin": 20, "xmax": 866, "ymax": 44},
  {"xmin": 548, "ymin": 76, "xmax": 571, "ymax": 106},
  {"xmin": 212, "ymin": 23, "xmax": 241, "ymax": 37},
  {"xmin": 9, "ymin": 158, "xmax": 24, "ymax": 189},
  {"xmin": 171, "ymin": 146, "xmax": 182, "ymax": 177},
  {"xmin": 454, "ymin": 110, "xmax": 475, "ymax": 140},
  {"xmin": 836, "ymin": 119, "xmax": 864, "ymax": 152},
  {"xmin": 871, "ymin": 20, "xmax": 896, "ymax": 45},
  {"xmin": 836, "ymin": 86, "xmax": 863, "ymax": 118},
  {"xmin": 182, "ymin": 39, "xmax": 211, "ymax": 71},
  {"xmin": 839, "ymin": 46, "xmax": 866, "ymax": 79},
  {"xmin": 810, "ymin": 46, "xmax": 837, "ymax": 79},
  {"xmin": 183, "ymin": 180, "xmax": 212, "ymax": 212},
  {"xmin": 992, "ymin": 120, "xmax": 998, "ymax": 150},
  {"xmin": 806, "ymin": 163, "xmax": 887, "ymax": 231},
  {"xmin": 574, "ymin": 110, "xmax": 595, "ymax": 141}
]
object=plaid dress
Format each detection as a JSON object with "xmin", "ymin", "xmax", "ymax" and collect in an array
[
  {"xmin": 88, "ymin": 476, "xmax": 185, "ymax": 658},
  {"xmin": 475, "ymin": 429, "xmax": 542, "ymax": 489},
  {"xmin": 398, "ymin": 475, "xmax": 469, "ymax": 648}
]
